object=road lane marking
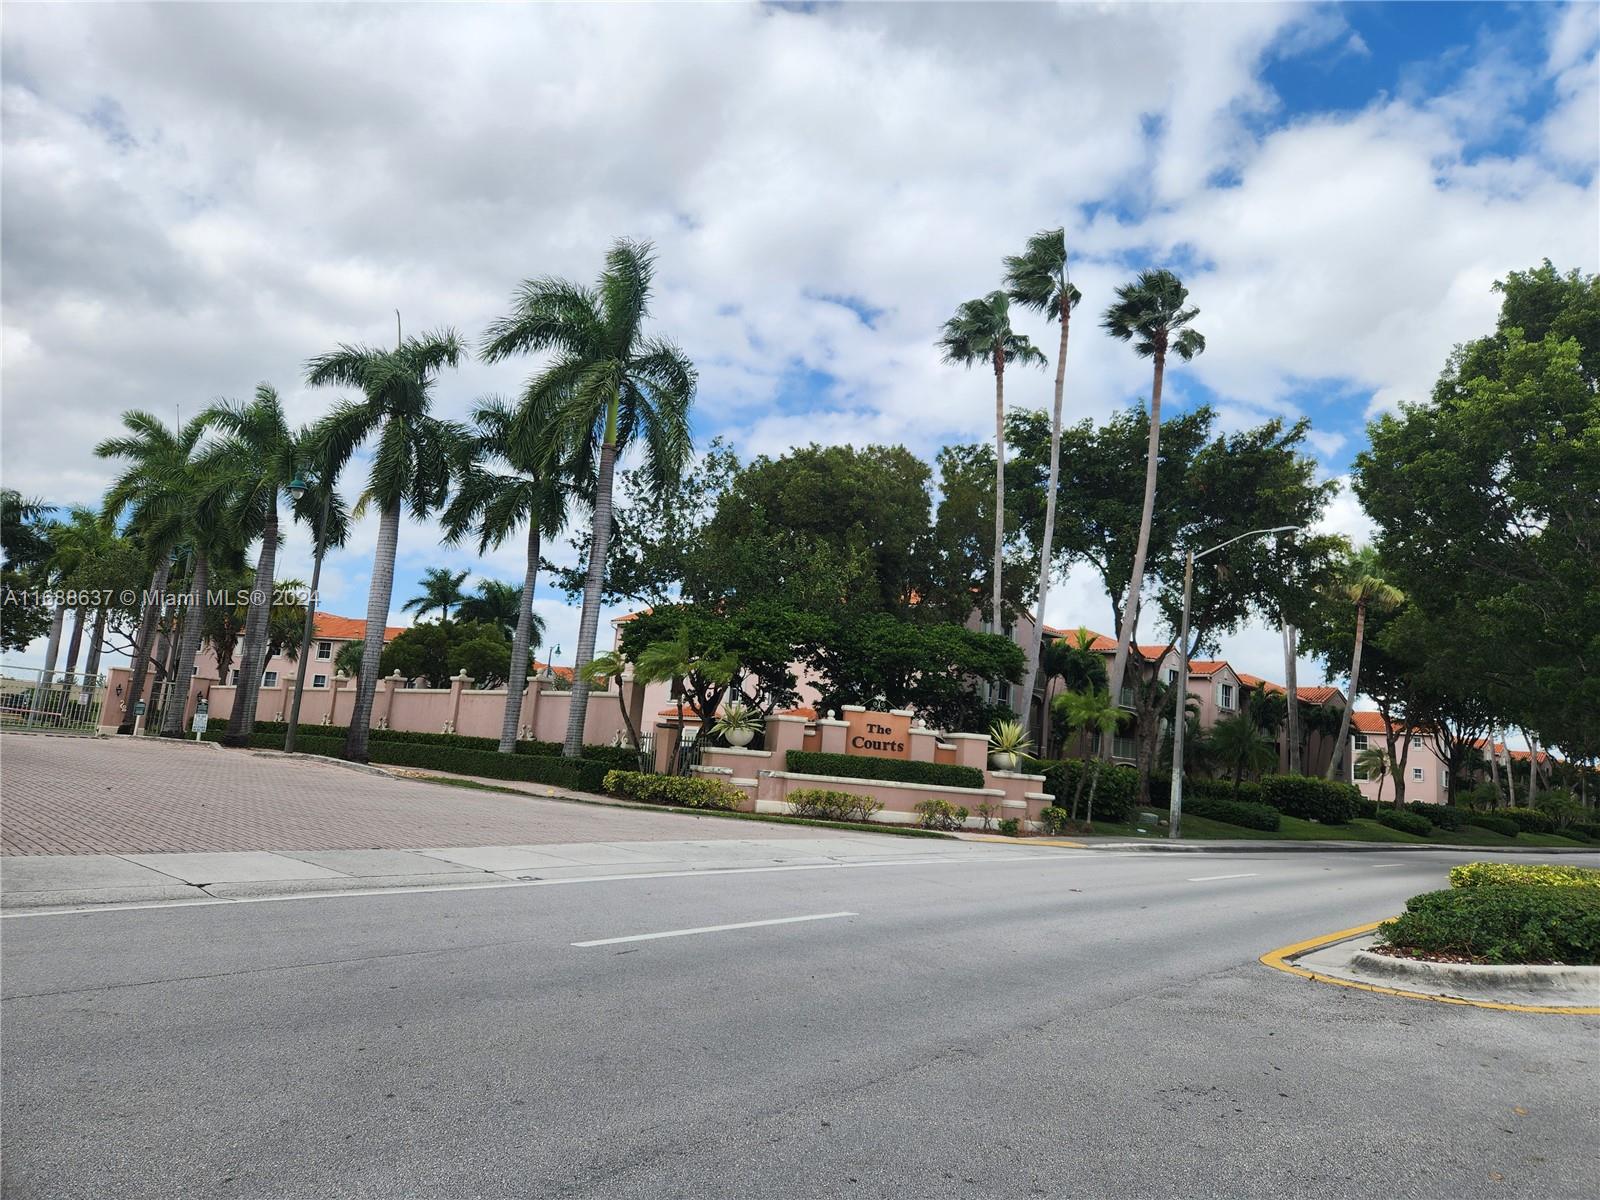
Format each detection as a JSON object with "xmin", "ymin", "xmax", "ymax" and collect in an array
[
  {"xmin": 1259, "ymin": 922, "xmax": 1600, "ymax": 1016},
  {"xmin": 573, "ymin": 911, "xmax": 857, "ymax": 947},
  {"xmin": 1186, "ymin": 872, "xmax": 1259, "ymax": 882}
]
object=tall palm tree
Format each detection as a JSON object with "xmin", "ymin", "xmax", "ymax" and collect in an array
[
  {"xmin": 938, "ymin": 291, "xmax": 1045, "ymax": 636},
  {"xmin": 1101, "ymin": 269, "xmax": 1205, "ymax": 719},
  {"xmin": 97, "ymin": 411, "xmax": 215, "ymax": 735},
  {"xmin": 403, "ymin": 567, "xmax": 470, "ymax": 623},
  {"xmin": 1208, "ymin": 713, "xmax": 1277, "ymax": 798},
  {"xmin": 1052, "ymin": 687, "xmax": 1124, "ymax": 825},
  {"xmin": 456, "ymin": 579, "xmax": 525, "ymax": 640},
  {"xmin": 1324, "ymin": 550, "xmax": 1405, "ymax": 780},
  {"xmin": 196, "ymin": 385, "xmax": 306, "ymax": 748},
  {"xmin": 1357, "ymin": 745, "xmax": 1392, "ymax": 805},
  {"xmin": 306, "ymin": 327, "xmax": 468, "ymax": 762},
  {"xmin": 1004, "ymin": 229, "xmax": 1081, "ymax": 730},
  {"xmin": 440, "ymin": 397, "xmax": 577, "ymax": 753},
  {"xmin": 481, "ymin": 238, "xmax": 695, "ymax": 758}
]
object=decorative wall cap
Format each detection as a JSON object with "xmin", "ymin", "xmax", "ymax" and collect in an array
[
  {"xmin": 814, "ymin": 718, "xmax": 851, "ymax": 727},
  {"xmin": 840, "ymin": 704, "xmax": 867, "ymax": 712},
  {"xmin": 767, "ymin": 714, "xmax": 809, "ymax": 724},
  {"xmin": 889, "ymin": 708, "xmax": 914, "ymax": 717},
  {"xmin": 989, "ymin": 769, "xmax": 1048, "ymax": 782},
  {"xmin": 702, "ymin": 746, "xmax": 774, "ymax": 758},
  {"xmin": 689, "ymin": 764, "xmax": 734, "ymax": 776},
  {"xmin": 944, "ymin": 732, "xmax": 990, "ymax": 742},
  {"xmin": 1024, "ymin": 791, "xmax": 1054, "ymax": 802},
  {"xmin": 775, "ymin": 770, "xmax": 1005, "ymax": 797}
]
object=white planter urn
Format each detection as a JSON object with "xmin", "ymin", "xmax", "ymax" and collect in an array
[
  {"xmin": 726, "ymin": 728, "xmax": 756, "ymax": 748},
  {"xmin": 990, "ymin": 751, "xmax": 1019, "ymax": 772}
]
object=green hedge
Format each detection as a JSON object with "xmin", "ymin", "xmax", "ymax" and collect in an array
[
  {"xmin": 1449, "ymin": 862, "xmax": 1600, "ymax": 889},
  {"xmin": 207, "ymin": 717, "xmax": 642, "ymax": 766},
  {"xmin": 1185, "ymin": 777, "xmax": 1264, "ymax": 806},
  {"xmin": 1375, "ymin": 809, "xmax": 1433, "ymax": 836},
  {"xmin": 1501, "ymin": 806, "xmax": 1556, "ymax": 834},
  {"xmin": 1039, "ymin": 760, "xmax": 1139, "ymax": 825},
  {"xmin": 1466, "ymin": 814, "xmax": 1521, "ymax": 838},
  {"xmin": 1184, "ymin": 795, "xmax": 1281, "ymax": 831},
  {"xmin": 602, "ymin": 770, "xmax": 743, "ymax": 810},
  {"xmin": 1409, "ymin": 802, "xmax": 1469, "ymax": 830},
  {"xmin": 1376, "ymin": 885, "xmax": 1600, "ymax": 964},
  {"xmin": 1260, "ymin": 774, "xmax": 1359, "ymax": 824},
  {"xmin": 784, "ymin": 750, "xmax": 984, "ymax": 791}
]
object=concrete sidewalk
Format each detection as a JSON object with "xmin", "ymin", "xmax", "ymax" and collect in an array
[{"xmin": 1, "ymin": 835, "xmax": 1066, "ymax": 913}]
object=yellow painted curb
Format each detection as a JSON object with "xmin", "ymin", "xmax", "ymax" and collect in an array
[
  {"xmin": 1260, "ymin": 921, "xmax": 1600, "ymax": 1016},
  {"xmin": 963, "ymin": 835, "xmax": 1088, "ymax": 849}
]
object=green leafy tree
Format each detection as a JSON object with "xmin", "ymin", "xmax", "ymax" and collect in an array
[
  {"xmin": 938, "ymin": 290, "xmax": 1046, "ymax": 629},
  {"xmin": 1100, "ymin": 269, "xmax": 1206, "ymax": 711},
  {"xmin": 448, "ymin": 624, "xmax": 514, "ymax": 689},
  {"xmin": 1004, "ymin": 227, "xmax": 1082, "ymax": 727},
  {"xmin": 403, "ymin": 568, "xmax": 469, "ymax": 623},
  {"xmin": 306, "ymin": 327, "xmax": 468, "ymax": 761},
  {"xmin": 482, "ymin": 238, "xmax": 695, "ymax": 758},
  {"xmin": 921, "ymin": 442, "xmax": 1032, "ymax": 626},
  {"xmin": 380, "ymin": 623, "xmax": 454, "ymax": 688}
]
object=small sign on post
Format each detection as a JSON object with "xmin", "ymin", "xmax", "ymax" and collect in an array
[
  {"xmin": 133, "ymin": 699, "xmax": 146, "ymax": 716},
  {"xmin": 192, "ymin": 700, "xmax": 209, "ymax": 740}
]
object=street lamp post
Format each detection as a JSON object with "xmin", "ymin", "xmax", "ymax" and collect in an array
[
  {"xmin": 284, "ymin": 476, "xmax": 332, "ymax": 754},
  {"xmin": 1168, "ymin": 525, "xmax": 1300, "ymax": 839}
]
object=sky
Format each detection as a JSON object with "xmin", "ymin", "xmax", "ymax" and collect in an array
[{"xmin": 2, "ymin": 1, "xmax": 1597, "ymax": 695}]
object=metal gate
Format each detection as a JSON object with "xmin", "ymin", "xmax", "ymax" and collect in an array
[
  {"xmin": 0, "ymin": 667, "xmax": 107, "ymax": 736},
  {"xmin": 137, "ymin": 679, "xmax": 186, "ymax": 736}
]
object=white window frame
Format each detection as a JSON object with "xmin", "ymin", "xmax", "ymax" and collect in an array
[
  {"xmin": 1410, "ymin": 735, "xmax": 1423, "ymax": 749},
  {"xmin": 313, "ymin": 674, "xmax": 327, "ymax": 689},
  {"xmin": 316, "ymin": 640, "xmax": 332, "ymax": 660},
  {"xmin": 1218, "ymin": 683, "xmax": 1234, "ymax": 710},
  {"xmin": 1354, "ymin": 733, "xmax": 1368, "ymax": 750},
  {"xmin": 1165, "ymin": 668, "xmax": 1178, "ymax": 685},
  {"xmin": 262, "ymin": 671, "xmax": 278, "ymax": 687},
  {"xmin": 1411, "ymin": 766, "xmax": 1424, "ymax": 782}
]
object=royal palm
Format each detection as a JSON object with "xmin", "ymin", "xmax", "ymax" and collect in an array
[
  {"xmin": 1324, "ymin": 549, "xmax": 1404, "ymax": 781},
  {"xmin": 1101, "ymin": 269, "xmax": 1205, "ymax": 716},
  {"xmin": 481, "ymin": 238, "xmax": 695, "ymax": 757},
  {"xmin": 441, "ymin": 398, "xmax": 576, "ymax": 753},
  {"xmin": 1004, "ymin": 229, "xmax": 1081, "ymax": 723},
  {"xmin": 938, "ymin": 290, "xmax": 1044, "ymax": 639},
  {"xmin": 306, "ymin": 328, "xmax": 467, "ymax": 762},
  {"xmin": 404, "ymin": 567, "xmax": 470, "ymax": 623}
]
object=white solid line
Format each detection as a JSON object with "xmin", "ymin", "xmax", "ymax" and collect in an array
[
  {"xmin": 1186, "ymin": 872, "xmax": 1260, "ymax": 882},
  {"xmin": 572, "ymin": 911, "xmax": 857, "ymax": 947},
  {"xmin": 1, "ymin": 851, "xmax": 1132, "ymax": 920}
]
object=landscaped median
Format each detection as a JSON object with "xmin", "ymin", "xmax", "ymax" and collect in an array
[{"xmin": 1263, "ymin": 861, "xmax": 1600, "ymax": 1014}]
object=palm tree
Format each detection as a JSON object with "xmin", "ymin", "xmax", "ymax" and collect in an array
[
  {"xmin": 579, "ymin": 651, "xmax": 639, "ymax": 750},
  {"xmin": 1051, "ymin": 688, "xmax": 1125, "ymax": 826},
  {"xmin": 306, "ymin": 327, "xmax": 468, "ymax": 762},
  {"xmin": 403, "ymin": 567, "xmax": 469, "ymax": 623},
  {"xmin": 631, "ymin": 629, "xmax": 736, "ymax": 762},
  {"xmin": 938, "ymin": 291, "xmax": 1046, "ymax": 636},
  {"xmin": 1324, "ymin": 550, "xmax": 1405, "ymax": 780},
  {"xmin": 456, "ymin": 579, "xmax": 522, "ymax": 639},
  {"xmin": 1357, "ymin": 745, "xmax": 1392, "ymax": 805},
  {"xmin": 1101, "ymin": 269, "xmax": 1205, "ymax": 720},
  {"xmin": 1208, "ymin": 713, "xmax": 1278, "ymax": 799},
  {"xmin": 97, "ymin": 410, "xmax": 219, "ymax": 735},
  {"xmin": 196, "ymin": 385, "xmax": 306, "ymax": 748},
  {"xmin": 1004, "ymin": 229, "xmax": 1081, "ymax": 731},
  {"xmin": 1041, "ymin": 626, "xmax": 1108, "ymax": 756},
  {"xmin": 481, "ymin": 238, "xmax": 695, "ymax": 758},
  {"xmin": 440, "ymin": 397, "xmax": 576, "ymax": 753}
]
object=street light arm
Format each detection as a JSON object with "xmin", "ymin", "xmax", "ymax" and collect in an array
[{"xmin": 1193, "ymin": 525, "xmax": 1300, "ymax": 562}]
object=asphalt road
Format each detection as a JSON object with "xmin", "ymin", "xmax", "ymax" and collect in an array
[{"xmin": 4, "ymin": 847, "xmax": 1596, "ymax": 1199}]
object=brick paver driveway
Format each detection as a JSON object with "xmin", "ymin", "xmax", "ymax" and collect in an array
[{"xmin": 0, "ymin": 734, "xmax": 834, "ymax": 855}]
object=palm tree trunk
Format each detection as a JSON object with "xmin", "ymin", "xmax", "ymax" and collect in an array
[
  {"xmin": 119, "ymin": 559, "xmax": 171, "ymax": 733},
  {"xmin": 83, "ymin": 607, "xmax": 107, "ymax": 682},
  {"xmin": 1107, "ymin": 347, "xmax": 1166, "ymax": 744},
  {"xmin": 1019, "ymin": 303, "xmax": 1071, "ymax": 736},
  {"xmin": 224, "ymin": 501, "xmax": 280, "ymax": 747},
  {"xmin": 563, "ymin": 432, "xmax": 618, "ymax": 758},
  {"xmin": 62, "ymin": 607, "xmax": 85, "ymax": 684},
  {"xmin": 1486, "ymin": 727, "xmax": 1503, "ymax": 805},
  {"xmin": 1324, "ymin": 601, "xmax": 1366, "ymax": 780},
  {"xmin": 161, "ymin": 552, "xmax": 208, "ymax": 737},
  {"xmin": 990, "ymin": 352, "xmax": 1007, "ymax": 642},
  {"xmin": 344, "ymin": 499, "xmax": 401, "ymax": 762},
  {"xmin": 40, "ymin": 604, "xmax": 64, "ymax": 683},
  {"xmin": 1283, "ymin": 622, "xmax": 1301, "ymax": 775},
  {"xmin": 499, "ymin": 520, "xmax": 541, "ymax": 754},
  {"xmin": 1086, "ymin": 761, "xmax": 1102, "ymax": 826}
]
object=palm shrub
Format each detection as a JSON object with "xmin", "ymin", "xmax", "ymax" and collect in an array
[
  {"xmin": 306, "ymin": 328, "xmax": 468, "ymax": 762},
  {"xmin": 1207, "ymin": 715, "xmax": 1278, "ymax": 799},
  {"xmin": 482, "ymin": 239, "xmax": 695, "ymax": 758}
]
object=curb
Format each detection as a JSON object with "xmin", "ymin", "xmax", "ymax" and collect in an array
[
  {"xmin": 1350, "ymin": 949, "xmax": 1600, "ymax": 994},
  {"xmin": 1087, "ymin": 840, "xmax": 1599, "ymax": 855}
]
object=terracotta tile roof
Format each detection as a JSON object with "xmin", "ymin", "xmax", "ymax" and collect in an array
[
  {"xmin": 778, "ymin": 706, "xmax": 817, "ymax": 719},
  {"xmin": 312, "ymin": 613, "xmax": 405, "ymax": 642},
  {"xmin": 534, "ymin": 661, "xmax": 574, "ymax": 682},
  {"xmin": 1186, "ymin": 660, "xmax": 1228, "ymax": 676},
  {"xmin": 612, "ymin": 608, "xmax": 652, "ymax": 625},
  {"xmin": 1296, "ymin": 686, "xmax": 1343, "ymax": 704},
  {"xmin": 1349, "ymin": 711, "xmax": 1427, "ymax": 736}
]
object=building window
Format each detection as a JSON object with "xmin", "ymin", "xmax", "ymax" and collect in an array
[
  {"xmin": 1218, "ymin": 683, "xmax": 1234, "ymax": 710},
  {"xmin": 1410, "ymin": 735, "xmax": 1422, "ymax": 749},
  {"xmin": 1354, "ymin": 733, "xmax": 1368, "ymax": 750},
  {"xmin": 231, "ymin": 670, "xmax": 240, "ymax": 685},
  {"xmin": 263, "ymin": 671, "xmax": 278, "ymax": 687},
  {"xmin": 313, "ymin": 674, "xmax": 327, "ymax": 689},
  {"xmin": 316, "ymin": 640, "xmax": 332, "ymax": 660},
  {"xmin": 191, "ymin": 665, "xmax": 198, "ymax": 676},
  {"xmin": 1411, "ymin": 766, "xmax": 1424, "ymax": 782},
  {"xmin": 1166, "ymin": 668, "xmax": 1178, "ymax": 685}
]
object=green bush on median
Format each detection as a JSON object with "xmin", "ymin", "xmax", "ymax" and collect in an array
[
  {"xmin": 602, "ymin": 770, "xmax": 744, "ymax": 811},
  {"xmin": 1449, "ymin": 862, "xmax": 1600, "ymax": 889},
  {"xmin": 1375, "ymin": 885, "xmax": 1600, "ymax": 964}
]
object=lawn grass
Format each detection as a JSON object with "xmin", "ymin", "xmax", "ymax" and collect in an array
[{"xmin": 1083, "ymin": 810, "xmax": 1592, "ymax": 848}]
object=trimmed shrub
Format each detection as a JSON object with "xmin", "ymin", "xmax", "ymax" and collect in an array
[
  {"xmin": 1466, "ymin": 814, "xmax": 1520, "ymax": 838},
  {"xmin": 1353, "ymin": 797, "xmax": 1380, "ymax": 820},
  {"xmin": 1376, "ymin": 885, "xmax": 1600, "ymax": 964},
  {"xmin": 784, "ymin": 788, "xmax": 884, "ymax": 823},
  {"xmin": 1185, "ymin": 777, "xmax": 1264, "ymax": 806},
  {"xmin": 1375, "ymin": 809, "xmax": 1433, "ymax": 836},
  {"xmin": 785, "ymin": 750, "xmax": 984, "ymax": 791},
  {"xmin": 1410, "ymin": 802, "xmax": 1469, "ymax": 831},
  {"xmin": 1260, "ymin": 775, "xmax": 1358, "ymax": 824},
  {"xmin": 1569, "ymin": 822, "xmax": 1600, "ymax": 843},
  {"xmin": 997, "ymin": 818, "xmax": 1021, "ymax": 837},
  {"xmin": 1040, "ymin": 806, "xmax": 1073, "ymax": 835},
  {"xmin": 913, "ymin": 798, "xmax": 969, "ymax": 830},
  {"xmin": 1039, "ymin": 760, "xmax": 1139, "ymax": 825},
  {"xmin": 602, "ymin": 770, "xmax": 743, "ymax": 811},
  {"xmin": 205, "ymin": 717, "xmax": 637, "ymax": 763},
  {"xmin": 1184, "ymin": 796, "xmax": 1281, "ymax": 832},
  {"xmin": 1501, "ymin": 806, "xmax": 1555, "ymax": 835},
  {"xmin": 1449, "ymin": 862, "xmax": 1600, "ymax": 889}
]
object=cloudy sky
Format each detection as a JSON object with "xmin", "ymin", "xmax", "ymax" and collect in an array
[{"xmin": 3, "ymin": 1, "xmax": 1596, "ymax": 690}]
